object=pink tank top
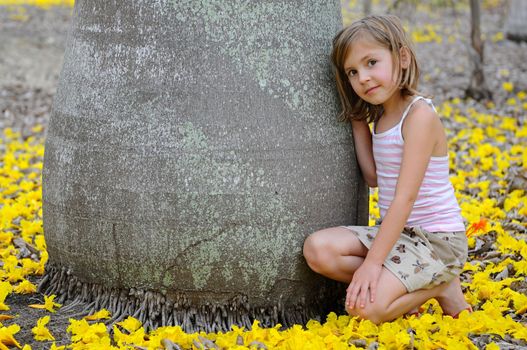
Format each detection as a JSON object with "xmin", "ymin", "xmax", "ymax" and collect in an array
[{"xmin": 372, "ymin": 96, "xmax": 465, "ymax": 232}]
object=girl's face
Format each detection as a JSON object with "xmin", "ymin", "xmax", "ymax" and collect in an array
[{"xmin": 343, "ymin": 36, "xmax": 399, "ymax": 106}]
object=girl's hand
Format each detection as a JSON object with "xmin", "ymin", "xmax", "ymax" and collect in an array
[{"xmin": 346, "ymin": 260, "xmax": 382, "ymax": 310}]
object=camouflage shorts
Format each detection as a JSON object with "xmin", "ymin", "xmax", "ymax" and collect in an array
[{"xmin": 341, "ymin": 225, "xmax": 468, "ymax": 292}]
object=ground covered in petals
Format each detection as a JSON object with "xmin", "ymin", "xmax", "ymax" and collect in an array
[{"xmin": 0, "ymin": 0, "xmax": 526, "ymax": 349}]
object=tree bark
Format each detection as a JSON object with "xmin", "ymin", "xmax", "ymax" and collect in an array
[
  {"xmin": 42, "ymin": 0, "xmax": 368, "ymax": 331},
  {"xmin": 465, "ymin": 0, "xmax": 492, "ymax": 101},
  {"xmin": 363, "ymin": 0, "xmax": 372, "ymax": 15},
  {"xmin": 505, "ymin": 0, "xmax": 527, "ymax": 42}
]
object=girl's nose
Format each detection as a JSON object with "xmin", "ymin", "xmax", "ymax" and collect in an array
[{"xmin": 358, "ymin": 71, "xmax": 370, "ymax": 84}]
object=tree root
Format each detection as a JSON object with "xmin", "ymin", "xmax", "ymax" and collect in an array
[{"xmin": 39, "ymin": 264, "xmax": 341, "ymax": 332}]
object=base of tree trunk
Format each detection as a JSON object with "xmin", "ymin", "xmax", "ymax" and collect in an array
[
  {"xmin": 505, "ymin": 0, "xmax": 527, "ymax": 43},
  {"xmin": 506, "ymin": 33, "xmax": 527, "ymax": 42},
  {"xmin": 465, "ymin": 86, "xmax": 493, "ymax": 101},
  {"xmin": 39, "ymin": 264, "xmax": 344, "ymax": 333}
]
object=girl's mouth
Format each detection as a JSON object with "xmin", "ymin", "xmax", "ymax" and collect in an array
[{"xmin": 366, "ymin": 86, "xmax": 380, "ymax": 95}]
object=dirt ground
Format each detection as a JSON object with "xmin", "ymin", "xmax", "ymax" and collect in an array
[{"xmin": 0, "ymin": 2, "xmax": 526, "ymax": 349}]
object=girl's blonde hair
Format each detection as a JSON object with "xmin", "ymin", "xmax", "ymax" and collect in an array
[{"xmin": 331, "ymin": 15, "xmax": 421, "ymax": 123}]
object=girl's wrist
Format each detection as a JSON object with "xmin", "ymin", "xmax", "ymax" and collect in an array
[{"xmin": 364, "ymin": 254, "xmax": 384, "ymax": 266}]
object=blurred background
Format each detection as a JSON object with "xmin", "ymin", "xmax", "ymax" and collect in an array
[{"xmin": 0, "ymin": 0, "xmax": 525, "ymax": 139}]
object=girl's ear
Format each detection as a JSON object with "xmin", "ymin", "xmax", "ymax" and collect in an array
[{"xmin": 399, "ymin": 46, "xmax": 411, "ymax": 69}]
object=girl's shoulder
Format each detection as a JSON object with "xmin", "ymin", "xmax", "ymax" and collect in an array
[
  {"xmin": 401, "ymin": 98, "xmax": 443, "ymax": 137},
  {"xmin": 405, "ymin": 98, "xmax": 439, "ymax": 123},
  {"xmin": 408, "ymin": 97, "xmax": 436, "ymax": 116}
]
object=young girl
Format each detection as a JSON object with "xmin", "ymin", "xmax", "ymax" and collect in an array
[{"xmin": 303, "ymin": 15, "xmax": 471, "ymax": 324}]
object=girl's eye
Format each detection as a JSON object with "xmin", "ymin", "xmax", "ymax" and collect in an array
[
  {"xmin": 348, "ymin": 70, "xmax": 357, "ymax": 78},
  {"xmin": 368, "ymin": 59, "xmax": 377, "ymax": 67}
]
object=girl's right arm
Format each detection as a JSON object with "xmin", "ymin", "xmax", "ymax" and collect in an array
[{"xmin": 351, "ymin": 120, "xmax": 377, "ymax": 187}]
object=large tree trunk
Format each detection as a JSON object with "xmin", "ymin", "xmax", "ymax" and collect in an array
[
  {"xmin": 465, "ymin": 0, "xmax": 492, "ymax": 101},
  {"xmin": 363, "ymin": 0, "xmax": 372, "ymax": 15},
  {"xmin": 41, "ymin": 0, "xmax": 368, "ymax": 332},
  {"xmin": 505, "ymin": 0, "xmax": 527, "ymax": 42}
]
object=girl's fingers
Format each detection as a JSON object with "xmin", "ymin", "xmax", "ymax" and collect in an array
[
  {"xmin": 347, "ymin": 286, "xmax": 356, "ymax": 309},
  {"xmin": 359, "ymin": 283, "xmax": 369, "ymax": 308},
  {"xmin": 347, "ymin": 290, "xmax": 355, "ymax": 309},
  {"xmin": 348, "ymin": 284, "xmax": 362, "ymax": 309},
  {"xmin": 370, "ymin": 280, "xmax": 377, "ymax": 303},
  {"xmin": 345, "ymin": 284, "xmax": 353, "ymax": 308}
]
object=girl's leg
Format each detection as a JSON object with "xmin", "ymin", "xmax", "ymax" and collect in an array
[
  {"xmin": 304, "ymin": 227, "xmax": 421, "ymax": 316},
  {"xmin": 348, "ymin": 268, "xmax": 469, "ymax": 324},
  {"xmin": 303, "ymin": 227, "xmax": 368, "ymax": 283},
  {"xmin": 435, "ymin": 277, "xmax": 471, "ymax": 316}
]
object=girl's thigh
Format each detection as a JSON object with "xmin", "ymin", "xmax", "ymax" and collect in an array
[{"xmin": 304, "ymin": 226, "xmax": 369, "ymax": 257}]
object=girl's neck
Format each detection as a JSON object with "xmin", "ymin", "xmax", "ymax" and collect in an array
[{"xmin": 381, "ymin": 93, "xmax": 414, "ymax": 120}]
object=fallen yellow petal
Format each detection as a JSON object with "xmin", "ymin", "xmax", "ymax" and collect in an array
[
  {"xmin": 83, "ymin": 308, "xmax": 111, "ymax": 321},
  {"xmin": 0, "ymin": 283, "xmax": 13, "ymax": 312},
  {"xmin": 49, "ymin": 343, "xmax": 65, "ymax": 350},
  {"xmin": 28, "ymin": 295, "xmax": 61, "ymax": 313},
  {"xmin": 32, "ymin": 316, "xmax": 55, "ymax": 341},
  {"xmin": 116, "ymin": 316, "xmax": 142, "ymax": 333},
  {"xmin": 13, "ymin": 280, "xmax": 37, "ymax": 294},
  {"xmin": 0, "ymin": 324, "xmax": 22, "ymax": 348}
]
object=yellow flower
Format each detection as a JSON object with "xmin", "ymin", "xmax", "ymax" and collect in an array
[
  {"xmin": 491, "ymin": 32, "xmax": 504, "ymax": 42},
  {"xmin": 33, "ymin": 235, "xmax": 46, "ymax": 252},
  {"xmin": 499, "ymin": 117, "xmax": 516, "ymax": 130},
  {"xmin": 518, "ymin": 91, "xmax": 527, "ymax": 100},
  {"xmin": 20, "ymin": 259, "xmax": 42, "ymax": 276},
  {"xmin": 31, "ymin": 125, "xmax": 44, "ymax": 133},
  {"xmin": 116, "ymin": 316, "xmax": 142, "ymax": 333},
  {"xmin": 113, "ymin": 325, "xmax": 147, "ymax": 348},
  {"xmin": 19, "ymin": 219, "xmax": 43, "ymax": 239},
  {"xmin": 0, "ymin": 315, "xmax": 15, "ymax": 322},
  {"xmin": 512, "ymin": 291, "xmax": 527, "ymax": 314},
  {"xmin": 83, "ymin": 309, "xmax": 111, "ymax": 321},
  {"xmin": 0, "ymin": 282, "xmax": 13, "ymax": 311},
  {"xmin": 504, "ymin": 190, "xmax": 525, "ymax": 211},
  {"xmin": 516, "ymin": 126, "xmax": 527, "ymax": 138},
  {"xmin": 49, "ymin": 343, "xmax": 65, "ymax": 350},
  {"xmin": 32, "ymin": 316, "xmax": 54, "ymax": 341},
  {"xmin": 378, "ymin": 322, "xmax": 410, "ymax": 347},
  {"xmin": 28, "ymin": 295, "xmax": 61, "ymax": 313},
  {"xmin": 66, "ymin": 319, "xmax": 91, "ymax": 341},
  {"xmin": 13, "ymin": 279, "xmax": 37, "ymax": 294},
  {"xmin": 502, "ymin": 82, "xmax": 514, "ymax": 92},
  {"xmin": 67, "ymin": 319, "xmax": 110, "ymax": 344},
  {"xmin": 6, "ymin": 267, "xmax": 25, "ymax": 284},
  {"xmin": 0, "ymin": 324, "xmax": 21, "ymax": 349}
]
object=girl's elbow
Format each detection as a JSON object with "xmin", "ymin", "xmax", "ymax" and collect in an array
[
  {"xmin": 358, "ymin": 166, "xmax": 377, "ymax": 187},
  {"xmin": 365, "ymin": 175, "xmax": 378, "ymax": 188}
]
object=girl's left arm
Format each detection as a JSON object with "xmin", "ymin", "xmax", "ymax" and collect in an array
[{"xmin": 346, "ymin": 104, "xmax": 441, "ymax": 310}]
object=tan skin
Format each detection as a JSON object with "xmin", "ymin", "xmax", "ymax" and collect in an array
[{"xmin": 303, "ymin": 37, "xmax": 469, "ymax": 323}]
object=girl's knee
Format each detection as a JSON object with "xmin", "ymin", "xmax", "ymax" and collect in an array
[
  {"xmin": 347, "ymin": 303, "xmax": 385, "ymax": 325},
  {"xmin": 303, "ymin": 231, "xmax": 331, "ymax": 273}
]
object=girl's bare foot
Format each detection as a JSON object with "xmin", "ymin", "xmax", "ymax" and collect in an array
[
  {"xmin": 435, "ymin": 277, "xmax": 471, "ymax": 316},
  {"xmin": 404, "ymin": 305, "xmax": 422, "ymax": 317}
]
